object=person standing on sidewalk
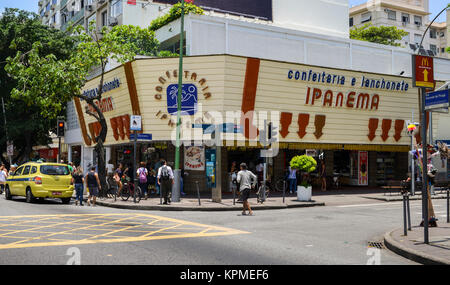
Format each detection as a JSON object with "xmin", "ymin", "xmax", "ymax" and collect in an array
[
  {"xmin": 237, "ymin": 163, "xmax": 257, "ymax": 216},
  {"xmin": 288, "ymin": 166, "xmax": 297, "ymax": 194},
  {"xmin": 0, "ymin": 164, "xmax": 7, "ymax": 195},
  {"xmin": 85, "ymin": 166, "xmax": 101, "ymax": 207},
  {"xmin": 137, "ymin": 162, "xmax": 149, "ymax": 199},
  {"xmin": 157, "ymin": 160, "xmax": 174, "ymax": 205},
  {"xmin": 72, "ymin": 166, "xmax": 84, "ymax": 206}
]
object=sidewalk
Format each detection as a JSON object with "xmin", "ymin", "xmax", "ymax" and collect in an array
[
  {"xmin": 89, "ymin": 193, "xmax": 325, "ymax": 211},
  {"xmin": 384, "ymin": 224, "xmax": 450, "ymax": 265}
]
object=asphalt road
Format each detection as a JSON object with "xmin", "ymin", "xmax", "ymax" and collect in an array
[{"xmin": 0, "ymin": 194, "xmax": 445, "ymax": 265}]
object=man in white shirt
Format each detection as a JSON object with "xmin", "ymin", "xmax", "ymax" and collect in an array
[
  {"xmin": 237, "ymin": 163, "xmax": 257, "ymax": 216},
  {"xmin": 157, "ymin": 160, "xmax": 174, "ymax": 205},
  {"xmin": 0, "ymin": 164, "xmax": 7, "ymax": 194}
]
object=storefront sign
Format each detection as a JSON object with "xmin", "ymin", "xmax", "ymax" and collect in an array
[
  {"xmin": 184, "ymin": 146, "xmax": 205, "ymax": 170},
  {"xmin": 82, "ymin": 78, "xmax": 121, "ymax": 99},
  {"xmin": 358, "ymin": 151, "xmax": 368, "ymax": 186},
  {"xmin": 87, "ymin": 97, "xmax": 115, "ymax": 114},
  {"xmin": 154, "ymin": 70, "xmax": 212, "ymax": 128},
  {"xmin": 412, "ymin": 55, "xmax": 434, "ymax": 88}
]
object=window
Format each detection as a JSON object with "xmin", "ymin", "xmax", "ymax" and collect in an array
[
  {"xmin": 81, "ymin": 0, "xmax": 84, "ymax": 9},
  {"xmin": 102, "ymin": 11, "xmax": 108, "ymax": 26},
  {"xmin": 414, "ymin": 15, "xmax": 422, "ymax": 26},
  {"xmin": 430, "ymin": 29, "xmax": 437, "ymax": 39},
  {"xmin": 442, "ymin": 48, "xmax": 445, "ymax": 53},
  {"xmin": 14, "ymin": 167, "xmax": 24, "ymax": 176},
  {"xmin": 361, "ymin": 12, "xmax": 371, "ymax": 23},
  {"xmin": 402, "ymin": 13, "xmax": 410, "ymax": 24},
  {"xmin": 22, "ymin": 166, "xmax": 31, "ymax": 176},
  {"xmin": 110, "ymin": 0, "xmax": 123, "ymax": 18},
  {"xmin": 40, "ymin": 165, "xmax": 70, "ymax": 176},
  {"xmin": 414, "ymin": 34, "xmax": 422, "ymax": 44},
  {"xmin": 386, "ymin": 9, "xmax": 396, "ymax": 20},
  {"xmin": 349, "ymin": 17, "xmax": 353, "ymax": 27},
  {"xmin": 430, "ymin": 45, "xmax": 437, "ymax": 55},
  {"xmin": 31, "ymin": 167, "xmax": 37, "ymax": 175}
]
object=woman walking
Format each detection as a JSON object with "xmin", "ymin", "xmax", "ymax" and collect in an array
[{"xmin": 72, "ymin": 166, "xmax": 85, "ymax": 206}]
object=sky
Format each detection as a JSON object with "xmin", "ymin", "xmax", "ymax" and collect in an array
[{"xmin": 0, "ymin": 0, "xmax": 447, "ymax": 22}]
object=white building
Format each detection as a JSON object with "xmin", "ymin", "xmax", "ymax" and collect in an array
[
  {"xmin": 349, "ymin": 0, "xmax": 449, "ymax": 59},
  {"xmin": 37, "ymin": 0, "xmax": 450, "ymax": 171}
]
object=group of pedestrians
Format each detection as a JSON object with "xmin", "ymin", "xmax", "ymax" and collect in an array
[
  {"xmin": 70, "ymin": 165, "xmax": 101, "ymax": 207},
  {"xmin": 0, "ymin": 163, "xmax": 18, "ymax": 195}
]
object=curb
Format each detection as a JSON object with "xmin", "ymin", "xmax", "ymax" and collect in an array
[
  {"xmin": 363, "ymin": 195, "xmax": 448, "ymax": 202},
  {"xmin": 383, "ymin": 229, "xmax": 450, "ymax": 265},
  {"xmin": 92, "ymin": 200, "xmax": 325, "ymax": 212}
]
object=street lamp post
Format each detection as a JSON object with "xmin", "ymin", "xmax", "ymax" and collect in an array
[
  {"xmin": 416, "ymin": 4, "xmax": 449, "ymax": 244},
  {"xmin": 173, "ymin": 0, "xmax": 186, "ymax": 203}
]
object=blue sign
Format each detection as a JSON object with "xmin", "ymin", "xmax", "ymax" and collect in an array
[
  {"xmin": 167, "ymin": 84, "xmax": 198, "ymax": 115},
  {"xmin": 192, "ymin": 123, "xmax": 242, "ymax": 134},
  {"xmin": 129, "ymin": 133, "xmax": 152, "ymax": 141},
  {"xmin": 425, "ymin": 89, "xmax": 449, "ymax": 110}
]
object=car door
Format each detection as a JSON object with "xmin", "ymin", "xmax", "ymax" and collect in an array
[
  {"xmin": 20, "ymin": 165, "xmax": 32, "ymax": 196},
  {"xmin": 10, "ymin": 166, "xmax": 24, "ymax": 195}
]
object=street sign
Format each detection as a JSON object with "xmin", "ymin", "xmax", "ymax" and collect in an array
[
  {"xmin": 7, "ymin": 141, "xmax": 13, "ymax": 156},
  {"xmin": 130, "ymin": 115, "xmax": 142, "ymax": 131},
  {"xmin": 412, "ymin": 55, "xmax": 434, "ymax": 88},
  {"xmin": 192, "ymin": 123, "xmax": 242, "ymax": 134},
  {"xmin": 129, "ymin": 133, "xmax": 152, "ymax": 141},
  {"xmin": 425, "ymin": 89, "xmax": 449, "ymax": 111}
]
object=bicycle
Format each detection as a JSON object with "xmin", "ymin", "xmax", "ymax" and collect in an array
[
  {"xmin": 256, "ymin": 181, "xmax": 270, "ymax": 204},
  {"xmin": 120, "ymin": 180, "xmax": 141, "ymax": 203},
  {"xmin": 106, "ymin": 175, "xmax": 119, "ymax": 201}
]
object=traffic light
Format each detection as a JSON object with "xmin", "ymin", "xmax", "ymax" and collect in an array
[{"xmin": 57, "ymin": 120, "xmax": 65, "ymax": 137}]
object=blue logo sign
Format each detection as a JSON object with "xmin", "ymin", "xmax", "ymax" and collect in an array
[{"xmin": 167, "ymin": 84, "xmax": 198, "ymax": 115}]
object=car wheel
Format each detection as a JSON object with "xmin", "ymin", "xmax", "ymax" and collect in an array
[
  {"xmin": 26, "ymin": 188, "xmax": 35, "ymax": 203},
  {"xmin": 5, "ymin": 186, "xmax": 12, "ymax": 200},
  {"xmin": 61, "ymin": 198, "xmax": 71, "ymax": 204}
]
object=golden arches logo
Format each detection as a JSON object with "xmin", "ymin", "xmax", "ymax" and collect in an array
[{"xmin": 421, "ymin": 57, "xmax": 430, "ymax": 66}]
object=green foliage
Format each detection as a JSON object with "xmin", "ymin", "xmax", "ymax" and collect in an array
[
  {"xmin": 0, "ymin": 8, "xmax": 76, "ymax": 163},
  {"xmin": 158, "ymin": 50, "xmax": 179, "ymax": 57},
  {"xmin": 290, "ymin": 155, "xmax": 317, "ymax": 173},
  {"xmin": 350, "ymin": 24, "xmax": 409, "ymax": 47},
  {"xmin": 149, "ymin": 3, "xmax": 204, "ymax": 31}
]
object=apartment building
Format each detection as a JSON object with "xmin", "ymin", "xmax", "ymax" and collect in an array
[{"xmin": 349, "ymin": 0, "xmax": 449, "ymax": 59}]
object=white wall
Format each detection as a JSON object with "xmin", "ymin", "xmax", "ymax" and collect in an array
[
  {"xmin": 165, "ymin": 14, "xmax": 450, "ymax": 81},
  {"xmin": 272, "ymin": 0, "xmax": 349, "ymax": 38}
]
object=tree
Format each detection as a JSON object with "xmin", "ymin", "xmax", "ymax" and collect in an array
[
  {"xmin": 0, "ymin": 8, "xmax": 76, "ymax": 165},
  {"xmin": 6, "ymin": 22, "xmax": 160, "ymax": 192},
  {"xmin": 350, "ymin": 24, "xmax": 409, "ymax": 47}
]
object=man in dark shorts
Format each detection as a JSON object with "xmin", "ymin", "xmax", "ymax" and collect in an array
[
  {"xmin": 237, "ymin": 163, "xmax": 257, "ymax": 216},
  {"xmin": 85, "ymin": 166, "xmax": 101, "ymax": 206}
]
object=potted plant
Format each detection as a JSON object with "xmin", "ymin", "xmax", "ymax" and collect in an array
[{"xmin": 290, "ymin": 155, "xmax": 317, "ymax": 201}]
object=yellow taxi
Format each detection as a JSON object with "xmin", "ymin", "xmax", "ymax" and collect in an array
[{"xmin": 5, "ymin": 162, "xmax": 74, "ymax": 204}]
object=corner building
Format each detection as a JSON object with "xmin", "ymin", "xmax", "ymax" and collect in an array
[{"xmin": 75, "ymin": 55, "xmax": 446, "ymax": 194}]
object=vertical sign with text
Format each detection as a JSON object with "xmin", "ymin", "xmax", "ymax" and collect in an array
[{"xmin": 412, "ymin": 55, "xmax": 434, "ymax": 88}]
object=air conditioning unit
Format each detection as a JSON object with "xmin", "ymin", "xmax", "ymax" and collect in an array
[
  {"xmin": 108, "ymin": 17, "xmax": 118, "ymax": 26},
  {"xmin": 86, "ymin": 5, "xmax": 93, "ymax": 12}
]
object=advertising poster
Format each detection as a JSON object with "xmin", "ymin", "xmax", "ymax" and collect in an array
[
  {"xmin": 184, "ymin": 146, "xmax": 205, "ymax": 171},
  {"xmin": 358, "ymin": 151, "xmax": 368, "ymax": 186}
]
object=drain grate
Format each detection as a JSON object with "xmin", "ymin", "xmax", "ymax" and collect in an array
[{"xmin": 367, "ymin": 241, "xmax": 385, "ymax": 249}]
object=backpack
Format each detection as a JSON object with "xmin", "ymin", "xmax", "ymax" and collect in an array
[
  {"xmin": 160, "ymin": 166, "xmax": 170, "ymax": 181},
  {"xmin": 139, "ymin": 168, "xmax": 147, "ymax": 183}
]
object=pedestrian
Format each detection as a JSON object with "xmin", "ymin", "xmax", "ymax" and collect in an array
[
  {"xmin": 0, "ymin": 164, "xmax": 7, "ymax": 195},
  {"xmin": 85, "ymin": 166, "xmax": 101, "ymax": 206},
  {"xmin": 106, "ymin": 160, "xmax": 114, "ymax": 178},
  {"xmin": 67, "ymin": 162, "xmax": 74, "ymax": 174},
  {"xmin": 72, "ymin": 166, "xmax": 84, "ymax": 206},
  {"xmin": 8, "ymin": 164, "xmax": 17, "ymax": 176},
  {"xmin": 154, "ymin": 158, "xmax": 164, "ymax": 195},
  {"xmin": 180, "ymin": 168, "xmax": 188, "ymax": 196},
  {"xmin": 137, "ymin": 162, "xmax": 148, "ymax": 199},
  {"xmin": 319, "ymin": 155, "xmax": 326, "ymax": 192},
  {"xmin": 157, "ymin": 160, "xmax": 174, "ymax": 205},
  {"xmin": 115, "ymin": 162, "xmax": 124, "ymax": 178},
  {"xmin": 288, "ymin": 165, "xmax": 298, "ymax": 194},
  {"xmin": 114, "ymin": 169, "xmax": 123, "ymax": 197},
  {"xmin": 255, "ymin": 159, "xmax": 264, "ymax": 188},
  {"xmin": 237, "ymin": 163, "xmax": 256, "ymax": 216}
]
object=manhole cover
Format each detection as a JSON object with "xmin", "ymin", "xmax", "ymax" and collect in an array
[{"xmin": 367, "ymin": 241, "xmax": 385, "ymax": 249}]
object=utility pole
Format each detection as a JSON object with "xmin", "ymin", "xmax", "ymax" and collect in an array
[{"xmin": 173, "ymin": 0, "xmax": 186, "ymax": 203}]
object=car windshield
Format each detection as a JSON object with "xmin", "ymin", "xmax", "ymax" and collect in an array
[{"xmin": 40, "ymin": 165, "xmax": 70, "ymax": 176}]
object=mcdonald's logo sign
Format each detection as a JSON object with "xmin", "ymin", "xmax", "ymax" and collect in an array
[{"xmin": 412, "ymin": 55, "xmax": 434, "ymax": 88}]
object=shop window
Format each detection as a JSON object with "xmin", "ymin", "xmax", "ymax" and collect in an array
[{"xmin": 376, "ymin": 152, "xmax": 395, "ymax": 185}]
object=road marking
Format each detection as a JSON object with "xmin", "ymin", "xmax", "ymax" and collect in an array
[
  {"xmin": 337, "ymin": 202, "xmax": 403, "ymax": 208},
  {"xmin": 0, "ymin": 214, "xmax": 249, "ymax": 250}
]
